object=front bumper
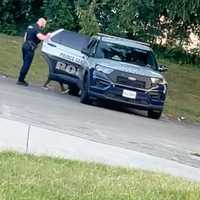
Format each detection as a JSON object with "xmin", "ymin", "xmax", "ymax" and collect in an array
[{"xmin": 89, "ymin": 71, "xmax": 167, "ymax": 111}]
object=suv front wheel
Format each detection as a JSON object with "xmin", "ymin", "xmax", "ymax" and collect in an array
[
  {"xmin": 148, "ymin": 109, "xmax": 162, "ymax": 119},
  {"xmin": 68, "ymin": 84, "xmax": 80, "ymax": 96},
  {"xmin": 80, "ymin": 74, "xmax": 92, "ymax": 104}
]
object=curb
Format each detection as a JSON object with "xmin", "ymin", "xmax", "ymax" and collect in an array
[{"xmin": 0, "ymin": 117, "xmax": 200, "ymax": 182}]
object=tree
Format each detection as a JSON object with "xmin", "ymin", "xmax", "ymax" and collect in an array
[
  {"xmin": 43, "ymin": 0, "xmax": 77, "ymax": 31},
  {"xmin": 95, "ymin": 0, "xmax": 200, "ymax": 46},
  {"xmin": 0, "ymin": 0, "xmax": 199, "ymax": 48},
  {"xmin": 0, "ymin": 0, "xmax": 44, "ymax": 34},
  {"xmin": 77, "ymin": 0, "xmax": 100, "ymax": 35}
]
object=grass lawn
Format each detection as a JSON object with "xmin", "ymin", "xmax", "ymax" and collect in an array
[
  {"xmin": 0, "ymin": 152, "xmax": 199, "ymax": 200},
  {"xmin": 0, "ymin": 34, "xmax": 48, "ymax": 84},
  {"xmin": 0, "ymin": 34, "xmax": 200, "ymax": 122},
  {"xmin": 161, "ymin": 59, "xmax": 200, "ymax": 122}
]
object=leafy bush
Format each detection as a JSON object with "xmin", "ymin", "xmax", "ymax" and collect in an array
[
  {"xmin": 0, "ymin": 0, "xmax": 199, "ymax": 66},
  {"xmin": 0, "ymin": 24, "xmax": 17, "ymax": 35},
  {"xmin": 153, "ymin": 44, "xmax": 200, "ymax": 66},
  {"xmin": 77, "ymin": 0, "xmax": 100, "ymax": 36},
  {"xmin": 43, "ymin": 0, "xmax": 77, "ymax": 31}
]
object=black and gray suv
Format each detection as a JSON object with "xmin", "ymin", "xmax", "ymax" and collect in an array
[{"xmin": 42, "ymin": 29, "xmax": 168, "ymax": 119}]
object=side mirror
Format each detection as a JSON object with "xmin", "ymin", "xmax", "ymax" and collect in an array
[
  {"xmin": 81, "ymin": 48, "xmax": 90, "ymax": 56},
  {"xmin": 158, "ymin": 64, "xmax": 168, "ymax": 72}
]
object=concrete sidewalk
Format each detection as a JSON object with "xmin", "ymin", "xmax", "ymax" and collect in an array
[{"xmin": 0, "ymin": 117, "xmax": 200, "ymax": 182}]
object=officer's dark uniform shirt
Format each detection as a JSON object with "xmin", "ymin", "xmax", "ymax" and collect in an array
[
  {"xmin": 18, "ymin": 24, "xmax": 42, "ymax": 82},
  {"xmin": 24, "ymin": 24, "xmax": 41, "ymax": 48}
]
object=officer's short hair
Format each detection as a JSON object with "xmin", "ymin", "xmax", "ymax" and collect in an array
[{"xmin": 43, "ymin": 16, "xmax": 48, "ymax": 21}]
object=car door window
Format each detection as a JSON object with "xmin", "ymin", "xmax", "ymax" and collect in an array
[
  {"xmin": 51, "ymin": 32, "xmax": 63, "ymax": 44},
  {"xmin": 86, "ymin": 39, "xmax": 97, "ymax": 56},
  {"xmin": 51, "ymin": 30, "xmax": 90, "ymax": 51},
  {"xmin": 90, "ymin": 41, "xmax": 98, "ymax": 56}
]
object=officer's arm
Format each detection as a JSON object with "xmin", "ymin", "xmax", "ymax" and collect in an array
[
  {"xmin": 37, "ymin": 33, "xmax": 51, "ymax": 41},
  {"xmin": 24, "ymin": 32, "xmax": 27, "ymax": 42}
]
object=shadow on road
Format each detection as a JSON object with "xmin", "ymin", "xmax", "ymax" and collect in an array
[{"xmin": 90, "ymin": 98, "xmax": 148, "ymax": 118}]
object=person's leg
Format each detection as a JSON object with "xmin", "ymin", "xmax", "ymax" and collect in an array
[
  {"xmin": 18, "ymin": 46, "xmax": 34, "ymax": 83},
  {"xmin": 59, "ymin": 82, "xmax": 69, "ymax": 94},
  {"xmin": 43, "ymin": 78, "xmax": 51, "ymax": 88},
  {"xmin": 59, "ymin": 82, "xmax": 65, "ymax": 92}
]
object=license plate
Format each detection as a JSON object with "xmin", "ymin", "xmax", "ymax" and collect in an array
[{"xmin": 122, "ymin": 90, "xmax": 137, "ymax": 99}]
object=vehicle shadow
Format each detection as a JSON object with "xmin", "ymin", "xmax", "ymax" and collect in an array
[
  {"xmin": 91, "ymin": 99, "xmax": 148, "ymax": 118},
  {"xmin": 41, "ymin": 84, "xmax": 148, "ymax": 119}
]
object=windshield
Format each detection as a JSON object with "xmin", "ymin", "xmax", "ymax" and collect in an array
[{"xmin": 95, "ymin": 41, "xmax": 157, "ymax": 69}]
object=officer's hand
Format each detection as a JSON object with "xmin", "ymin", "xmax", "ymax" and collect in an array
[
  {"xmin": 46, "ymin": 33, "xmax": 52, "ymax": 38},
  {"xmin": 37, "ymin": 33, "xmax": 51, "ymax": 41}
]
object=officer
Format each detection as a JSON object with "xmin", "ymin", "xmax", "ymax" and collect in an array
[{"xmin": 17, "ymin": 17, "xmax": 51, "ymax": 86}]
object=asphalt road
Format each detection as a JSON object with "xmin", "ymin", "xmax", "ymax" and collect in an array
[{"xmin": 0, "ymin": 76, "xmax": 200, "ymax": 168}]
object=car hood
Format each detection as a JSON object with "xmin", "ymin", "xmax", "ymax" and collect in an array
[{"xmin": 93, "ymin": 58, "xmax": 163, "ymax": 79}]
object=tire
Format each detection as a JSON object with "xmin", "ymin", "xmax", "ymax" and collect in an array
[
  {"xmin": 68, "ymin": 84, "xmax": 80, "ymax": 96},
  {"xmin": 148, "ymin": 109, "xmax": 162, "ymax": 119},
  {"xmin": 80, "ymin": 74, "xmax": 91, "ymax": 104}
]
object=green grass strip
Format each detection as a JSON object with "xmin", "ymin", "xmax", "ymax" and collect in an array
[{"xmin": 0, "ymin": 152, "xmax": 199, "ymax": 200}]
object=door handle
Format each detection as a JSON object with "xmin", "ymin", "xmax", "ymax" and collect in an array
[{"xmin": 48, "ymin": 43, "xmax": 57, "ymax": 47}]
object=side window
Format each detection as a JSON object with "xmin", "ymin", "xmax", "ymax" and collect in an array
[
  {"xmin": 90, "ymin": 41, "xmax": 98, "ymax": 56},
  {"xmin": 51, "ymin": 31, "xmax": 68, "ymax": 46},
  {"xmin": 51, "ymin": 30, "xmax": 91, "ymax": 51},
  {"xmin": 87, "ymin": 39, "xmax": 97, "ymax": 56},
  {"xmin": 87, "ymin": 39, "xmax": 95, "ymax": 49},
  {"xmin": 148, "ymin": 52, "xmax": 158, "ymax": 70},
  {"xmin": 51, "ymin": 32, "xmax": 62, "ymax": 43}
]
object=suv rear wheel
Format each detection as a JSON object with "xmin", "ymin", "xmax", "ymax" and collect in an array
[{"xmin": 148, "ymin": 109, "xmax": 162, "ymax": 119}]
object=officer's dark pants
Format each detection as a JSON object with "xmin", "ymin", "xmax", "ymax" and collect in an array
[{"xmin": 18, "ymin": 43, "xmax": 35, "ymax": 82}]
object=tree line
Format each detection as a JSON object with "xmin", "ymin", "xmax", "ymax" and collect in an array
[{"xmin": 0, "ymin": 0, "xmax": 200, "ymax": 62}]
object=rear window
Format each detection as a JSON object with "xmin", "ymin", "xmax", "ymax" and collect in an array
[{"xmin": 51, "ymin": 30, "xmax": 90, "ymax": 51}]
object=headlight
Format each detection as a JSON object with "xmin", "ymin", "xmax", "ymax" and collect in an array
[
  {"xmin": 151, "ymin": 77, "xmax": 167, "ymax": 87},
  {"xmin": 95, "ymin": 65, "xmax": 114, "ymax": 74}
]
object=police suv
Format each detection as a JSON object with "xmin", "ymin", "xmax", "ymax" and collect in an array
[{"xmin": 42, "ymin": 29, "xmax": 168, "ymax": 119}]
